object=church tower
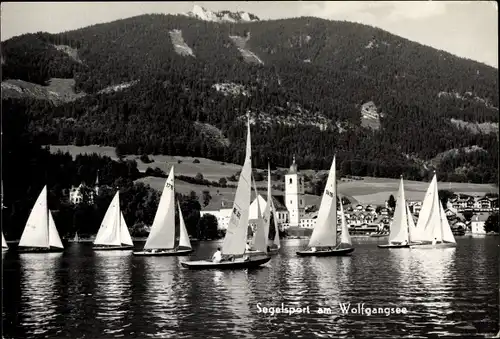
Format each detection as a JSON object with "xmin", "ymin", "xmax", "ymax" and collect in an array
[{"xmin": 285, "ymin": 156, "xmax": 305, "ymax": 227}]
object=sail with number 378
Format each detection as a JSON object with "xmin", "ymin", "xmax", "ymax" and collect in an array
[{"xmin": 296, "ymin": 156, "xmax": 354, "ymax": 257}]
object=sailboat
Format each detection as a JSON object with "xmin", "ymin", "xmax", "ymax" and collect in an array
[
  {"xmin": 72, "ymin": 232, "xmax": 79, "ymax": 242},
  {"xmin": 93, "ymin": 191, "xmax": 134, "ymax": 250},
  {"xmin": 247, "ymin": 162, "xmax": 281, "ymax": 255},
  {"xmin": 17, "ymin": 186, "xmax": 64, "ymax": 253},
  {"xmin": 378, "ymin": 176, "xmax": 411, "ymax": 248},
  {"xmin": 246, "ymin": 176, "xmax": 269, "ymax": 254},
  {"xmin": 296, "ymin": 156, "xmax": 355, "ymax": 256},
  {"xmin": 181, "ymin": 117, "xmax": 271, "ymax": 269},
  {"xmin": 2, "ymin": 180, "xmax": 8, "ymax": 252},
  {"xmin": 2, "ymin": 232, "xmax": 8, "ymax": 252},
  {"xmin": 410, "ymin": 172, "xmax": 457, "ymax": 249},
  {"xmin": 266, "ymin": 162, "xmax": 281, "ymax": 254},
  {"xmin": 133, "ymin": 166, "xmax": 193, "ymax": 256}
]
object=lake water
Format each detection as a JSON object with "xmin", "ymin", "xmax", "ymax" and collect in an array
[{"xmin": 2, "ymin": 237, "xmax": 499, "ymax": 338}]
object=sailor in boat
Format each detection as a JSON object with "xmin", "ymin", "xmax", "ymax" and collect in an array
[
  {"xmin": 212, "ymin": 247, "xmax": 222, "ymax": 263},
  {"xmin": 311, "ymin": 247, "xmax": 317, "ymax": 252},
  {"xmin": 246, "ymin": 242, "xmax": 251, "ymax": 252},
  {"xmin": 401, "ymin": 240, "xmax": 408, "ymax": 246},
  {"xmin": 432, "ymin": 238, "xmax": 437, "ymax": 246}
]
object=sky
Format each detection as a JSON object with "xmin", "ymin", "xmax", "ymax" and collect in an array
[{"xmin": 1, "ymin": 1, "xmax": 498, "ymax": 68}]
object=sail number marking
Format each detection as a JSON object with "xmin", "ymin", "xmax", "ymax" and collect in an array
[{"xmin": 233, "ymin": 207, "xmax": 241, "ymax": 219}]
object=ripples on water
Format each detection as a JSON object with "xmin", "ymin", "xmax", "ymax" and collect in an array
[{"xmin": 2, "ymin": 237, "xmax": 498, "ymax": 338}]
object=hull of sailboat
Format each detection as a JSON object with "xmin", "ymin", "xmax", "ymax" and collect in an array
[
  {"xmin": 268, "ymin": 248, "xmax": 280, "ymax": 255},
  {"xmin": 378, "ymin": 244, "xmax": 410, "ymax": 249},
  {"xmin": 132, "ymin": 248, "xmax": 193, "ymax": 256},
  {"xmin": 93, "ymin": 245, "xmax": 133, "ymax": 251},
  {"xmin": 17, "ymin": 246, "xmax": 64, "ymax": 253},
  {"xmin": 410, "ymin": 242, "xmax": 457, "ymax": 249},
  {"xmin": 181, "ymin": 256, "xmax": 271, "ymax": 270},
  {"xmin": 370, "ymin": 233, "xmax": 389, "ymax": 238},
  {"xmin": 2, "ymin": 247, "xmax": 9, "ymax": 252},
  {"xmin": 296, "ymin": 247, "xmax": 355, "ymax": 256}
]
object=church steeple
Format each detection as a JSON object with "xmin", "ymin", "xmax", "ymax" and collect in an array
[
  {"xmin": 288, "ymin": 155, "xmax": 298, "ymax": 174},
  {"xmin": 95, "ymin": 170, "xmax": 100, "ymax": 196}
]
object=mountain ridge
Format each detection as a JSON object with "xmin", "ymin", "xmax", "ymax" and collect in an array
[{"xmin": 1, "ymin": 12, "xmax": 498, "ymax": 184}]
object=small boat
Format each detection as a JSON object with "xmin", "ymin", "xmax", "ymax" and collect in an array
[
  {"xmin": 133, "ymin": 168, "xmax": 193, "ymax": 256},
  {"xmin": 2, "ymin": 232, "xmax": 8, "ymax": 252},
  {"xmin": 69, "ymin": 232, "xmax": 80, "ymax": 243},
  {"xmin": 378, "ymin": 176, "xmax": 411, "ymax": 249},
  {"xmin": 93, "ymin": 191, "xmax": 134, "ymax": 251},
  {"xmin": 410, "ymin": 172, "xmax": 457, "ymax": 249},
  {"xmin": 296, "ymin": 156, "xmax": 355, "ymax": 257},
  {"xmin": 268, "ymin": 162, "xmax": 281, "ymax": 254},
  {"xmin": 17, "ymin": 186, "xmax": 64, "ymax": 253},
  {"xmin": 182, "ymin": 117, "xmax": 271, "ymax": 269},
  {"xmin": 247, "ymin": 162, "xmax": 281, "ymax": 256},
  {"xmin": 2, "ymin": 181, "xmax": 9, "ymax": 252}
]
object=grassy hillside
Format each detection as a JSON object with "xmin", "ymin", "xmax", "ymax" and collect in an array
[{"xmin": 50, "ymin": 145, "xmax": 498, "ymax": 206}]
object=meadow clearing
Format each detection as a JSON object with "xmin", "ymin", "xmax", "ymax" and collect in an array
[{"xmin": 49, "ymin": 145, "xmax": 498, "ymax": 207}]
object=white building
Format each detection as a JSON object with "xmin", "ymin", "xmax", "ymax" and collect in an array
[
  {"xmin": 69, "ymin": 171, "xmax": 100, "ymax": 205},
  {"xmin": 284, "ymin": 157, "xmax": 305, "ymax": 227},
  {"xmin": 471, "ymin": 213, "xmax": 490, "ymax": 235}
]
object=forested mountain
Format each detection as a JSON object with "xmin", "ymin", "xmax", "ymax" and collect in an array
[{"xmin": 1, "ymin": 12, "xmax": 498, "ymax": 184}]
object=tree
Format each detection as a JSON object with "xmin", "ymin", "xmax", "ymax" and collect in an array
[
  {"xmin": 387, "ymin": 195, "xmax": 396, "ymax": 209},
  {"xmin": 197, "ymin": 214, "xmax": 219, "ymax": 240},
  {"xmin": 202, "ymin": 190, "xmax": 211, "ymax": 207},
  {"xmin": 461, "ymin": 210, "xmax": 474, "ymax": 222},
  {"xmin": 115, "ymin": 144, "xmax": 126, "ymax": 160},
  {"xmin": 484, "ymin": 212, "xmax": 499, "ymax": 233},
  {"xmin": 218, "ymin": 177, "xmax": 227, "ymax": 187},
  {"xmin": 438, "ymin": 189, "xmax": 455, "ymax": 209}
]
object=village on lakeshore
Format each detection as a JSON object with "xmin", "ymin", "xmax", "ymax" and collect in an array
[{"xmin": 21, "ymin": 152, "xmax": 498, "ymax": 245}]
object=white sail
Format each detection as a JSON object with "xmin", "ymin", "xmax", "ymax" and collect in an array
[
  {"xmin": 413, "ymin": 175, "xmax": 441, "ymax": 242},
  {"xmin": 406, "ymin": 203, "xmax": 418, "ymax": 242},
  {"xmin": 177, "ymin": 201, "xmax": 192, "ymax": 249},
  {"xmin": 270, "ymin": 194, "xmax": 281, "ymax": 249},
  {"xmin": 48, "ymin": 211, "xmax": 64, "ymax": 249},
  {"xmin": 177, "ymin": 201, "xmax": 192, "ymax": 248},
  {"xmin": 94, "ymin": 192, "xmax": 122, "ymax": 246},
  {"xmin": 339, "ymin": 201, "xmax": 352, "ymax": 246},
  {"xmin": 144, "ymin": 166, "xmax": 176, "ymax": 250},
  {"xmin": 388, "ymin": 177, "xmax": 409, "ymax": 244},
  {"xmin": 120, "ymin": 212, "xmax": 133, "ymax": 246},
  {"xmin": 439, "ymin": 202, "xmax": 456, "ymax": 244},
  {"xmin": 19, "ymin": 186, "xmax": 50, "ymax": 248},
  {"xmin": 73, "ymin": 232, "xmax": 79, "ymax": 242},
  {"xmin": 308, "ymin": 156, "xmax": 337, "ymax": 248},
  {"xmin": 2, "ymin": 232, "xmax": 8, "ymax": 248},
  {"xmin": 221, "ymin": 119, "xmax": 252, "ymax": 256},
  {"xmin": 251, "ymin": 177, "xmax": 267, "ymax": 252},
  {"xmin": 262, "ymin": 162, "xmax": 272, "ymax": 245}
]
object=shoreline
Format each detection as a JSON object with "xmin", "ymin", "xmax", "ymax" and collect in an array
[{"xmin": 6, "ymin": 233, "xmax": 493, "ymax": 245}]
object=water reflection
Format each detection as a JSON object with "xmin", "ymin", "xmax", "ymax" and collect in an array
[
  {"xmin": 18, "ymin": 253, "xmax": 62, "ymax": 337},
  {"xmin": 94, "ymin": 251, "xmax": 132, "ymax": 337},
  {"xmin": 2, "ymin": 239, "xmax": 498, "ymax": 338},
  {"xmin": 142, "ymin": 256, "xmax": 180, "ymax": 338}
]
